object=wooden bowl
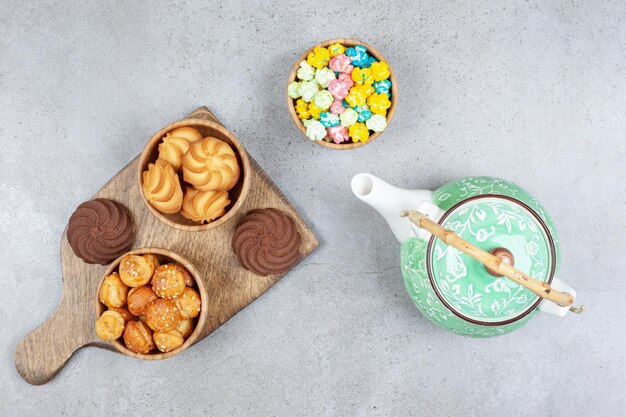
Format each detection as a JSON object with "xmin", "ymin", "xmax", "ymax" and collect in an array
[
  {"xmin": 286, "ymin": 38, "xmax": 398, "ymax": 150},
  {"xmin": 96, "ymin": 248, "xmax": 208, "ymax": 360},
  {"xmin": 138, "ymin": 119, "xmax": 251, "ymax": 231}
]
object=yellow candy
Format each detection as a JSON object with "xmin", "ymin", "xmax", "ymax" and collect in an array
[
  {"xmin": 308, "ymin": 102, "xmax": 322, "ymax": 120},
  {"xmin": 351, "ymin": 67, "xmax": 374, "ymax": 86},
  {"xmin": 327, "ymin": 43, "xmax": 345, "ymax": 57},
  {"xmin": 367, "ymin": 93, "xmax": 391, "ymax": 116},
  {"xmin": 345, "ymin": 85, "xmax": 374, "ymax": 108},
  {"xmin": 370, "ymin": 61, "xmax": 390, "ymax": 81},
  {"xmin": 348, "ymin": 122, "xmax": 370, "ymax": 143},
  {"xmin": 306, "ymin": 47, "xmax": 331, "ymax": 69},
  {"xmin": 295, "ymin": 99, "xmax": 310, "ymax": 119}
]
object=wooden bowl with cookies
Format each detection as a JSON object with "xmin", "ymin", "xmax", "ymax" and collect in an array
[
  {"xmin": 95, "ymin": 248, "xmax": 207, "ymax": 360},
  {"xmin": 138, "ymin": 119, "xmax": 251, "ymax": 232}
]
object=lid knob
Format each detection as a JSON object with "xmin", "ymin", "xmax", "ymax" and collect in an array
[{"xmin": 485, "ymin": 248, "xmax": 515, "ymax": 277}]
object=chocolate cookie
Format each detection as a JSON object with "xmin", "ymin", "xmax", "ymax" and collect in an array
[
  {"xmin": 232, "ymin": 208, "xmax": 302, "ymax": 276},
  {"xmin": 67, "ymin": 198, "xmax": 133, "ymax": 264}
]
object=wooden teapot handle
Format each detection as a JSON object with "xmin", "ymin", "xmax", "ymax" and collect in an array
[{"xmin": 401, "ymin": 210, "xmax": 578, "ymax": 309}]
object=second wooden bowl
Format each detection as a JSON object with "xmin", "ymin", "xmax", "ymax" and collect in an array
[
  {"xmin": 138, "ymin": 118, "xmax": 251, "ymax": 232},
  {"xmin": 96, "ymin": 248, "xmax": 208, "ymax": 361},
  {"xmin": 287, "ymin": 38, "xmax": 398, "ymax": 150}
]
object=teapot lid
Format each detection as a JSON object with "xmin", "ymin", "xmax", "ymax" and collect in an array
[{"xmin": 427, "ymin": 195, "xmax": 556, "ymax": 325}]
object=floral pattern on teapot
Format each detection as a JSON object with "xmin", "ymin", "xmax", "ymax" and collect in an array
[
  {"xmin": 400, "ymin": 177, "xmax": 561, "ymax": 337},
  {"xmin": 430, "ymin": 198, "xmax": 552, "ymax": 322}
]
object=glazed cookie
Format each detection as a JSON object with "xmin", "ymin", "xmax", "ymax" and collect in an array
[
  {"xmin": 181, "ymin": 137, "xmax": 240, "ymax": 191},
  {"xmin": 109, "ymin": 306, "xmax": 135, "ymax": 322},
  {"xmin": 152, "ymin": 264, "xmax": 186, "ymax": 299},
  {"xmin": 232, "ymin": 208, "xmax": 302, "ymax": 276},
  {"xmin": 95, "ymin": 310, "xmax": 125, "ymax": 341},
  {"xmin": 123, "ymin": 321, "xmax": 155, "ymax": 354},
  {"xmin": 153, "ymin": 330, "xmax": 184, "ymax": 353},
  {"xmin": 175, "ymin": 318, "xmax": 194, "ymax": 339},
  {"xmin": 127, "ymin": 285, "xmax": 159, "ymax": 316},
  {"xmin": 99, "ymin": 272, "xmax": 129, "ymax": 309},
  {"xmin": 172, "ymin": 262, "xmax": 195, "ymax": 287},
  {"xmin": 67, "ymin": 198, "xmax": 133, "ymax": 264},
  {"xmin": 119, "ymin": 254, "xmax": 159, "ymax": 287},
  {"xmin": 142, "ymin": 159, "xmax": 184, "ymax": 214},
  {"xmin": 145, "ymin": 299, "xmax": 181, "ymax": 332},
  {"xmin": 180, "ymin": 188, "xmax": 230, "ymax": 224},
  {"xmin": 174, "ymin": 287, "xmax": 202, "ymax": 319}
]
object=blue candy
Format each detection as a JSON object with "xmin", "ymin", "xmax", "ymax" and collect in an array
[
  {"xmin": 345, "ymin": 45, "xmax": 371, "ymax": 68},
  {"xmin": 353, "ymin": 105, "xmax": 373, "ymax": 122},
  {"xmin": 373, "ymin": 80, "xmax": 392, "ymax": 95},
  {"xmin": 319, "ymin": 111, "xmax": 340, "ymax": 128}
]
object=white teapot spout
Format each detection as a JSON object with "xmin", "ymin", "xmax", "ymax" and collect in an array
[{"xmin": 351, "ymin": 173, "xmax": 440, "ymax": 243}]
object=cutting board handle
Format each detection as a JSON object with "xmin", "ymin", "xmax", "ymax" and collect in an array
[{"xmin": 15, "ymin": 295, "xmax": 101, "ymax": 385}]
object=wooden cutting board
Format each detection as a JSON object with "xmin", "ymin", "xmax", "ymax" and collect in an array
[{"xmin": 14, "ymin": 107, "xmax": 319, "ymax": 385}]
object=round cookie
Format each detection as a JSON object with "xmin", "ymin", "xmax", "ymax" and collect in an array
[
  {"xmin": 67, "ymin": 199, "xmax": 133, "ymax": 264},
  {"xmin": 231, "ymin": 208, "xmax": 302, "ymax": 276}
]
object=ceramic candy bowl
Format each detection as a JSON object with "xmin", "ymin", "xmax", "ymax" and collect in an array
[
  {"xmin": 287, "ymin": 38, "xmax": 397, "ymax": 150},
  {"xmin": 352, "ymin": 174, "xmax": 584, "ymax": 337}
]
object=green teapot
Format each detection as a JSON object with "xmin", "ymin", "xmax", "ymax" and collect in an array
[{"xmin": 351, "ymin": 174, "xmax": 583, "ymax": 337}]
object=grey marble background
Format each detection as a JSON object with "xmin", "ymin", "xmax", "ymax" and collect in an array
[{"xmin": 1, "ymin": 1, "xmax": 625, "ymax": 416}]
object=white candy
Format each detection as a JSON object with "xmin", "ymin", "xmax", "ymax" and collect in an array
[
  {"xmin": 296, "ymin": 61, "xmax": 315, "ymax": 81},
  {"xmin": 305, "ymin": 120, "xmax": 327, "ymax": 141},
  {"xmin": 365, "ymin": 114, "xmax": 387, "ymax": 132},
  {"xmin": 287, "ymin": 81, "xmax": 301, "ymax": 99},
  {"xmin": 340, "ymin": 108, "xmax": 358, "ymax": 127}
]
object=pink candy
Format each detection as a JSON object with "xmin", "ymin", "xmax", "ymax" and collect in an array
[
  {"xmin": 330, "ymin": 100, "xmax": 346, "ymax": 114},
  {"xmin": 338, "ymin": 73, "xmax": 354, "ymax": 89},
  {"xmin": 329, "ymin": 54, "xmax": 353, "ymax": 74},
  {"xmin": 327, "ymin": 78, "xmax": 350, "ymax": 100},
  {"xmin": 326, "ymin": 125, "xmax": 349, "ymax": 144}
]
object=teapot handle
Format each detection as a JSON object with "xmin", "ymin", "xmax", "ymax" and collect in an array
[{"xmin": 401, "ymin": 210, "xmax": 583, "ymax": 311}]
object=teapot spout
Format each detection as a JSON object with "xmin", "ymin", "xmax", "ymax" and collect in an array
[{"xmin": 351, "ymin": 173, "xmax": 433, "ymax": 243}]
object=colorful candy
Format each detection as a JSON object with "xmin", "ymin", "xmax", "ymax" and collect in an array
[
  {"xmin": 367, "ymin": 92, "xmax": 391, "ymax": 116},
  {"xmin": 326, "ymin": 125, "xmax": 349, "ymax": 144},
  {"xmin": 307, "ymin": 47, "xmax": 331, "ymax": 69},
  {"xmin": 312, "ymin": 90, "xmax": 334, "ymax": 110},
  {"xmin": 327, "ymin": 78, "xmax": 350, "ymax": 100},
  {"xmin": 365, "ymin": 114, "xmax": 387, "ymax": 132},
  {"xmin": 370, "ymin": 61, "xmax": 390, "ymax": 81},
  {"xmin": 327, "ymin": 43, "xmax": 345, "ymax": 58},
  {"xmin": 288, "ymin": 81, "xmax": 301, "ymax": 99},
  {"xmin": 373, "ymin": 79, "xmax": 391, "ymax": 95},
  {"xmin": 339, "ymin": 108, "xmax": 358, "ymax": 127},
  {"xmin": 295, "ymin": 99, "xmax": 310, "ymax": 119},
  {"xmin": 345, "ymin": 85, "xmax": 373, "ymax": 108},
  {"xmin": 345, "ymin": 45, "xmax": 371, "ymax": 68},
  {"xmin": 354, "ymin": 105, "xmax": 373, "ymax": 122},
  {"xmin": 330, "ymin": 100, "xmax": 345, "ymax": 115},
  {"xmin": 291, "ymin": 43, "xmax": 393, "ymax": 145},
  {"xmin": 351, "ymin": 67, "xmax": 374, "ymax": 86},
  {"xmin": 298, "ymin": 80, "xmax": 319, "ymax": 102},
  {"xmin": 328, "ymin": 54, "xmax": 353, "ymax": 74},
  {"xmin": 315, "ymin": 67, "xmax": 336, "ymax": 88},
  {"xmin": 308, "ymin": 101, "xmax": 322, "ymax": 119},
  {"xmin": 296, "ymin": 61, "xmax": 315, "ymax": 81},
  {"xmin": 338, "ymin": 73, "xmax": 355, "ymax": 89},
  {"xmin": 305, "ymin": 120, "xmax": 327, "ymax": 141},
  {"xmin": 348, "ymin": 122, "xmax": 370, "ymax": 142},
  {"xmin": 319, "ymin": 112, "xmax": 340, "ymax": 128}
]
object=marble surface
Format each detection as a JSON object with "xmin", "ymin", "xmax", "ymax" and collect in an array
[{"xmin": 1, "ymin": 1, "xmax": 625, "ymax": 416}]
